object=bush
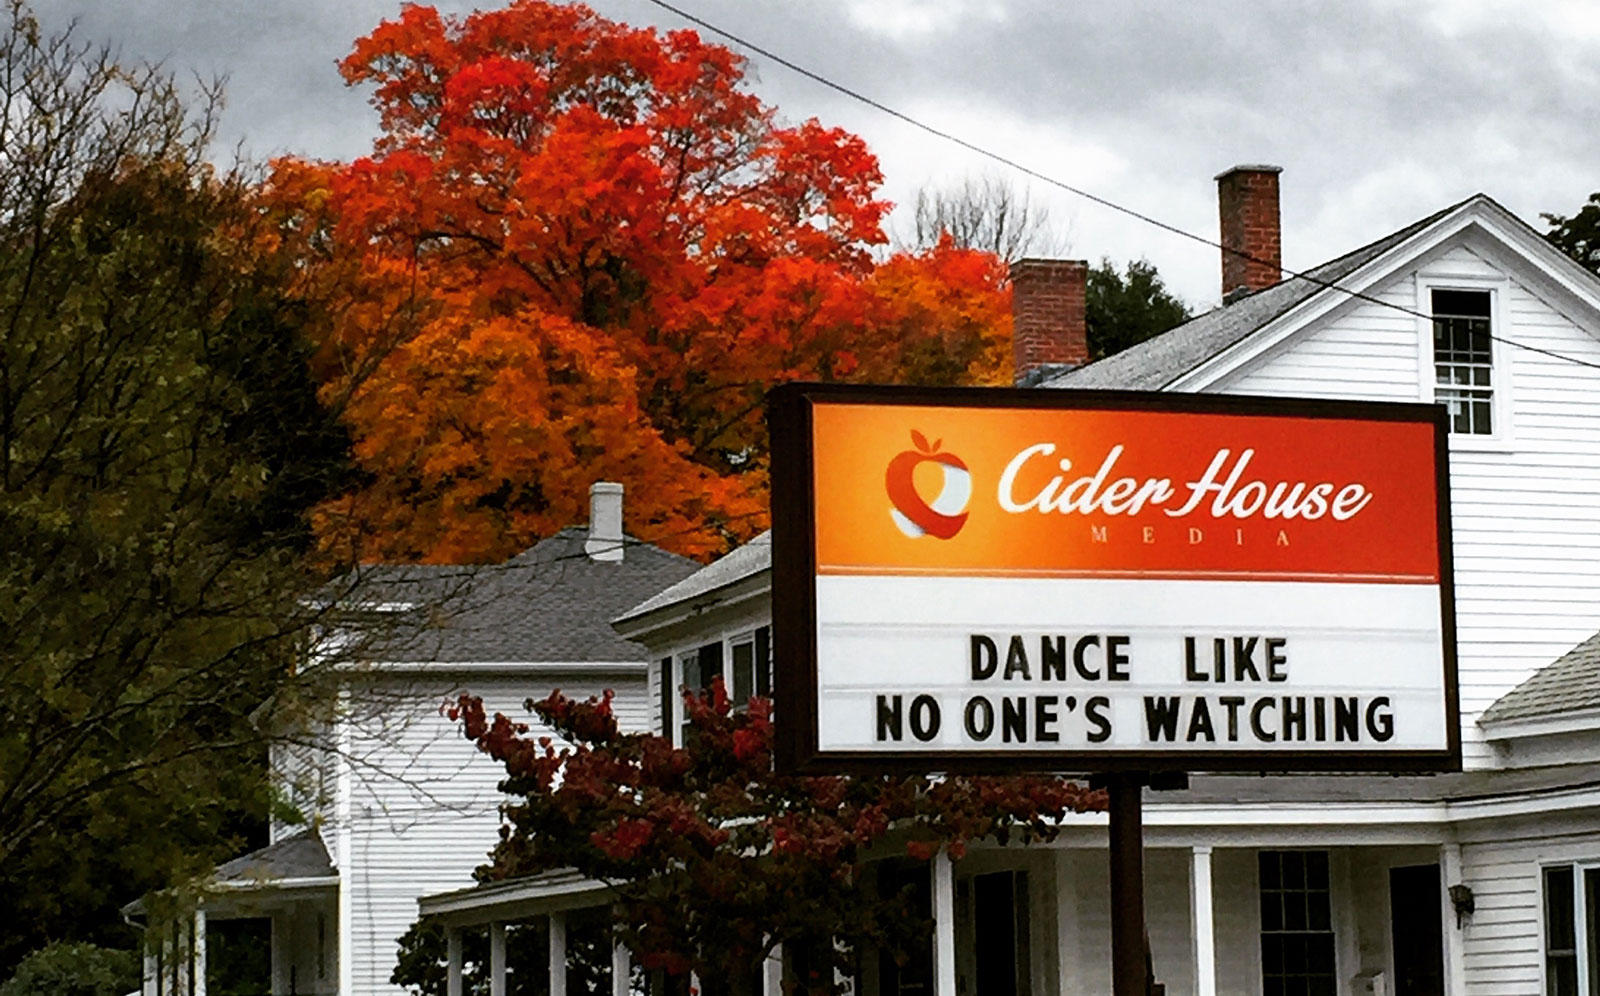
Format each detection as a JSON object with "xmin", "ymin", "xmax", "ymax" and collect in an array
[{"xmin": 0, "ymin": 942, "xmax": 139, "ymax": 996}]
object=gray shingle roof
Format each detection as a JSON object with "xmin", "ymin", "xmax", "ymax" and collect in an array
[
  {"xmin": 214, "ymin": 829, "xmax": 335, "ymax": 883},
  {"xmin": 1481, "ymin": 630, "xmax": 1600, "ymax": 726},
  {"xmin": 361, "ymin": 528, "xmax": 698, "ymax": 663},
  {"xmin": 1168, "ymin": 760, "xmax": 1600, "ymax": 804},
  {"xmin": 615, "ymin": 530, "xmax": 771, "ymax": 624},
  {"xmin": 1043, "ymin": 197, "xmax": 1474, "ymax": 391}
]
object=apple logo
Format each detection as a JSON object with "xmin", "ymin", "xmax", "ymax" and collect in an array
[{"xmin": 885, "ymin": 431, "xmax": 972, "ymax": 539}]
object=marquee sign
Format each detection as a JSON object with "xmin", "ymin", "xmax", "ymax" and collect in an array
[{"xmin": 769, "ymin": 383, "xmax": 1460, "ymax": 775}]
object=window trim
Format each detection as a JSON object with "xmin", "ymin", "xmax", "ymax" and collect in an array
[
  {"xmin": 1257, "ymin": 849, "xmax": 1339, "ymax": 995},
  {"xmin": 1415, "ymin": 275, "xmax": 1515, "ymax": 451},
  {"xmin": 663, "ymin": 624, "xmax": 772, "ymax": 747},
  {"xmin": 1540, "ymin": 860, "xmax": 1600, "ymax": 996}
]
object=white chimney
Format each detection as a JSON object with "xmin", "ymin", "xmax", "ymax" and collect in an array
[{"xmin": 585, "ymin": 481, "xmax": 625, "ymax": 562}]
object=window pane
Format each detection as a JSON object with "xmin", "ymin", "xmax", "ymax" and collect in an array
[
  {"xmin": 1586, "ymin": 869, "xmax": 1599, "ymax": 996},
  {"xmin": 732, "ymin": 640, "xmax": 755, "ymax": 704},
  {"xmin": 1546, "ymin": 866, "xmax": 1578, "ymax": 996},
  {"xmin": 1547, "ymin": 867, "xmax": 1576, "ymax": 951},
  {"xmin": 1262, "ymin": 891, "xmax": 1282, "ymax": 931},
  {"xmin": 1433, "ymin": 288, "xmax": 1490, "ymax": 318},
  {"xmin": 1283, "ymin": 851, "xmax": 1305, "ymax": 890},
  {"xmin": 1306, "ymin": 852, "xmax": 1329, "ymax": 889}
]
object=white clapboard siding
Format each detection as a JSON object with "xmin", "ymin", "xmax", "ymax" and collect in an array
[
  {"xmin": 1219, "ymin": 243, "xmax": 1600, "ymax": 766},
  {"xmin": 1457, "ymin": 827, "xmax": 1600, "ymax": 995},
  {"xmin": 339, "ymin": 669, "xmax": 649, "ymax": 996}
]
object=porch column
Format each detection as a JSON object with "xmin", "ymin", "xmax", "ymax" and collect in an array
[
  {"xmin": 932, "ymin": 847, "xmax": 956, "ymax": 996},
  {"xmin": 143, "ymin": 945, "xmax": 158, "ymax": 996},
  {"xmin": 490, "ymin": 922, "xmax": 507, "ymax": 996},
  {"xmin": 611, "ymin": 937, "xmax": 631, "ymax": 996},
  {"xmin": 1440, "ymin": 843, "xmax": 1468, "ymax": 994},
  {"xmin": 446, "ymin": 928, "xmax": 464, "ymax": 996},
  {"xmin": 270, "ymin": 916, "xmax": 289, "ymax": 996},
  {"xmin": 193, "ymin": 910, "xmax": 207, "ymax": 996},
  {"xmin": 1189, "ymin": 846, "xmax": 1216, "ymax": 996},
  {"xmin": 549, "ymin": 912, "xmax": 568, "ymax": 996},
  {"xmin": 764, "ymin": 943, "xmax": 784, "ymax": 996},
  {"xmin": 1054, "ymin": 850, "xmax": 1075, "ymax": 996}
]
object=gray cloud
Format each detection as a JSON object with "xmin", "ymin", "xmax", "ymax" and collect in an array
[{"xmin": 38, "ymin": 0, "xmax": 1600, "ymax": 305}]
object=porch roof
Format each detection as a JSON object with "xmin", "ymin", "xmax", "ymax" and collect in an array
[
  {"xmin": 212, "ymin": 828, "xmax": 336, "ymax": 884},
  {"xmin": 1479, "ymin": 629, "xmax": 1600, "ymax": 728},
  {"xmin": 418, "ymin": 868, "xmax": 616, "ymax": 928}
]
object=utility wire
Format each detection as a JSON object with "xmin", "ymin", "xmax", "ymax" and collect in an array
[{"xmin": 637, "ymin": 0, "xmax": 1600, "ymax": 373}]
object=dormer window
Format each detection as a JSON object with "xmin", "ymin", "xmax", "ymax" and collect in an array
[{"xmin": 1432, "ymin": 288, "xmax": 1494, "ymax": 435}]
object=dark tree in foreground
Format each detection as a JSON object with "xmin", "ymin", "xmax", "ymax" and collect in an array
[
  {"xmin": 1086, "ymin": 257, "xmax": 1192, "ymax": 360},
  {"xmin": 415, "ymin": 684, "xmax": 1103, "ymax": 996},
  {"xmin": 1544, "ymin": 193, "xmax": 1600, "ymax": 276},
  {"xmin": 0, "ymin": 1, "xmax": 366, "ymax": 973}
]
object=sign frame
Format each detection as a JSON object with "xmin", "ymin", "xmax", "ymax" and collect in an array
[{"xmin": 769, "ymin": 381, "xmax": 1461, "ymax": 776}]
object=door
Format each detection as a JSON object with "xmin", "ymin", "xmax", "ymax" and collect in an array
[
  {"xmin": 1389, "ymin": 864, "xmax": 1445, "ymax": 996},
  {"xmin": 972, "ymin": 870, "xmax": 1031, "ymax": 996}
]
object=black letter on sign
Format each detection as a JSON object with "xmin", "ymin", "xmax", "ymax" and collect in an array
[
  {"xmin": 964, "ymin": 697, "xmax": 995, "ymax": 741},
  {"xmin": 876, "ymin": 696, "xmax": 902, "ymax": 742},
  {"xmin": 909, "ymin": 695, "xmax": 941, "ymax": 742},
  {"xmin": 1144, "ymin": 697, "xmax": 1181, "ymax": 742},
  {"xmin": 971, "ymin": 635, "xmax": 998, "ymax": 680},
  {"xmin": 1005, "ymin": 636, "xmax": 1031, "ymax": 680},
  {"xmin": 1250, "ymin": 697, "xmax": 1277, "ymax": 742},
  {"xmin": 1002, "ymin": 697, "xmax": 1028, "ymax": 743},
  {"xmin": 1366, "ymin": 696, "xmax": 1394, "ymax": 742},
  {"xmin": 1085, "ymin": 696, "xmax": 1112, "ymax": 743},
  {"xmin": 1106, "ymin": 636, "xmax": 1132, "ymax": 681},
  {"xmin": 1041, "ymin": 636, "xmax": 1067, "ymax": 681},
  {"xmin": 1034, "ymin": 696, "xmax": 1060, "ymax": 742}
]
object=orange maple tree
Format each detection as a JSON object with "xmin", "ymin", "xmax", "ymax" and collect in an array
[{"xmin": 272, "ymin": 1, "xmax": 1011, "ymax": 563}]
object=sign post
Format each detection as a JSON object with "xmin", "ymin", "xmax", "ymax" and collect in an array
[
  {"xmin": 1106, "ymin": 774, "xmax": 1146, "ymax": 996},
  {"xmin": 768, "ymin": 383, "xmax": 1459, "ymax": 994}
]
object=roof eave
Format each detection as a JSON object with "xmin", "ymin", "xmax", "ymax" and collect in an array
[
  {"xmin": 611, "ymin": 569, "xmax": 772, "ymax": 642},
  {"xmin": 1480, "ymin": 705, "xmax": 1600, "ymax": 742}
]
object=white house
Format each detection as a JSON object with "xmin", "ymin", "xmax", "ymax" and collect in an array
[
  {"xmin": 134, "ymin": 483, "xmax": 697, "ymax": 996},
  {"xmin": 415, "ymin": 167, "xmax": 1600, "ymax": 996}
]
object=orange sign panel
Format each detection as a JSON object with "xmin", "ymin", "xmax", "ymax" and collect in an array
[{"xmin": 811, "ymin": 403, "xmax": 1440, "ymax": 583}]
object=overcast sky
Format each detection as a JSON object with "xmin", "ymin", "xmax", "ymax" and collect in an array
[{"xmin": 40, "ymin": 0, "xmax": 1600, "ymax": 308}]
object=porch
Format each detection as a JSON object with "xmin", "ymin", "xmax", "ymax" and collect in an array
[{"xmin": 413, "ymin": 835, "xmax": 1462, "ymax": 996}]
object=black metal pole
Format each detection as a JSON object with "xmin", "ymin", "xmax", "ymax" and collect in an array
[{"xmin": 1107, "ymin": 774, "xmax": 1146, "ymax": 996}]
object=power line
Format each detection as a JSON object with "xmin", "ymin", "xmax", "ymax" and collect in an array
[{"xmin": 636, "ymin": 0, "xmax": 1600, "ymax": 374}]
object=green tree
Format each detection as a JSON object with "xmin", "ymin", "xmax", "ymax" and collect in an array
[
  {"xmin": 1086, "ymin": 256, "xmax": 1192, "ymax": 360},
  {"xmin": 1543, "ymin": 193, "xmax": 1600, "ymax": 276},
  {"xmin": 0, "ymin": 1, "xmax": 362, "ymax": 972},
  {"xmin": 0, "ymin": 942, "xmax": 138, "ymax": 996}
]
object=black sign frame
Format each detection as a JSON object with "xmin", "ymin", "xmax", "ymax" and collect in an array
[{"xmin": 769, "ymin": 382, "xmax": 1461, "ymax": 776}]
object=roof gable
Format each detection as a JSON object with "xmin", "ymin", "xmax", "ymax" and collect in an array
[{"xmin": 1046, "ymin": 195, "xmax": 1600, "ymax": 393}]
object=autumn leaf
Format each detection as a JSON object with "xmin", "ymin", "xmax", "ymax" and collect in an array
[{"xmin": 272, "ymin": 1, "xmax": 1012, "ymax": 564}]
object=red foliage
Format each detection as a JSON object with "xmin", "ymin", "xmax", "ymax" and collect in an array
[
  {"xmin": 448, "ymin": 681, "xmax": 1102, "ymax": 994},
  {"xmin": 266, "ymin": 2, "xmax": 1012, "ymax": 564}
]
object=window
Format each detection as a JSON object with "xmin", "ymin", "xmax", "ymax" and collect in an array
[
  {"xmin": 1259, "ymin": 850, "xmax": 1336, "ymax": 996},
  {"xmin": 676, "ymin": 643, "xmax": 721, "ymax": 743},
  {"xmin": 665, "ymin": 628, "xmax": 772, "ymax": 743},
  {"xmin": 1432, "ymin": 288, "xmax": 1495, "ymax": 435},
  {"xmin": 1543, "ymin": 864, "xmax": 1600, "ymax": 996},
  {"xmin": 728, "ymin": 627, "xmax": 773, "ymax": 711}
]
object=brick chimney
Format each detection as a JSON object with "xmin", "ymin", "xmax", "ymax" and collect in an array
[
  {"xmin": 1011, "ymin": 258, "xmax": 1089, "ymax": 385},
  {"xmin": 1216, "ymin": 164, "xmax": 1283, "ymax": 302},
  {"xmin": 585, "ymin": 481, "xmax": 624, "ymax": 562}
]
